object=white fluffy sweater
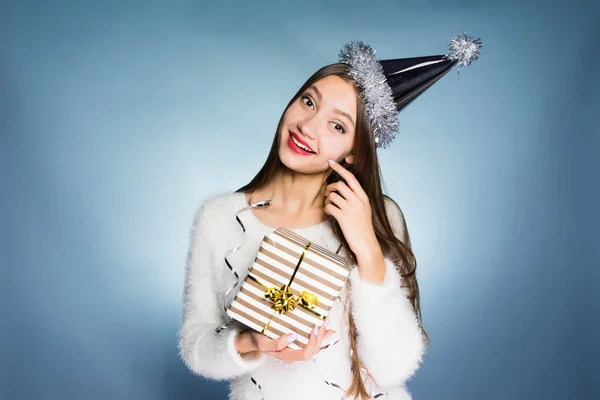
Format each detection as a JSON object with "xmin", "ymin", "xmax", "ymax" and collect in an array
[{"xmin": 178, "ymin": 191, "xmax": 425, "ymax": 400}]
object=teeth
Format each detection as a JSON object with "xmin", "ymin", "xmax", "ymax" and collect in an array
[{"xmin": 291, "ymin": 135, "xmax": 314, "ymax": 153}]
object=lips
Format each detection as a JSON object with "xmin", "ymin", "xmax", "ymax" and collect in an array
[
  {"xmin": 290, "ymin": 132, "xmax": 315, "ymax": 153},
  {"xmin": 287, "ymin": 133, "xmax": 314, "ymax": 156}
]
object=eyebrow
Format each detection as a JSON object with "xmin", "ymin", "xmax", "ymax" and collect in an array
[{"xmin": 308, "ymin": 85, "xmax": 355, "ymax": 128}]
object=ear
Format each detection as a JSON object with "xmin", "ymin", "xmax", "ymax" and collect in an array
[{"xmin": 344, "ymin": 152, "xmax": 355, "ymax": 165}]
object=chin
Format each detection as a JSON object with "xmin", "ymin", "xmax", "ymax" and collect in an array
[
  {"xmin": 281, "ymin": 155, "xmax": 327, "ymax": 177},
  {"xmin": 279, "ymin": 151, "xmax": 300, "ymax": 170},
  {"xmin": 278, "ymin": 151, "xmax": 306, "ymax": 171}
]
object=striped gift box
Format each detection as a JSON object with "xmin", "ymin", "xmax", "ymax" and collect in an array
[{"xmin": 226, "ymin": 227, "xmax": 350, "ymax": 350}]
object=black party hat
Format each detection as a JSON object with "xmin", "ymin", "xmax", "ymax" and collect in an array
[
  {"xmin": 339, "ymin": 33, "xmax": 482, "ymax": 148},
  {"xmin": 380, "ymin": 55, "xmax": 457, "ymax": 111}
]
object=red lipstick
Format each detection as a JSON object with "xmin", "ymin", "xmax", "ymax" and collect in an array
[{"xmin": 288, "ymin": 132, "xmax": 315, "ymax": 156}]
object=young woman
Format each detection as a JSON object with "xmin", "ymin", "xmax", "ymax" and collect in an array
[{"xmin": 178, "ymin": 36, "xmax": 481, "ymax": 400}]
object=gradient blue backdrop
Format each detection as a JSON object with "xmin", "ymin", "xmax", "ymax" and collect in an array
[{"xmin": 2, "ymin": 0, "xmax": 598, "ymax": 399}]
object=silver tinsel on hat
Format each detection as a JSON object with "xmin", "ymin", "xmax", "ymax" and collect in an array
[
  {"xmin": 446, "ymin": 32, "xmax": 483, "ymax": 67},
  {"xmin": 339, "ymin": 41, "xmax": 399, "ymax": 149}
]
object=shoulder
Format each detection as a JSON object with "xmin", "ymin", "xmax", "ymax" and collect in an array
[
  {"xmin": 195, "ymin": 190, "xmax": 244, "ymax": 217},
  {"xmin": 191, "ymin": 190, "xmax": 245, "ymax": 235},
  {"xmin": 382, "ymin": 195, "xmax": 409, "ymax": 244}
]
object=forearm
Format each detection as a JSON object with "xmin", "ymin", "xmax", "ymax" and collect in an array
[
  {"xmin": 179, "ymin": 320, "xmax": 266, "ymax": 380},
  {"xmin": 179, "ymin": 200, "xmax": 267, "ymax": 380}
]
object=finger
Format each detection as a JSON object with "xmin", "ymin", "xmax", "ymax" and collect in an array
[
  {"xmin": 324, "ymin": 181, "xmax": 342, "ymax": 196},
  {"xmin": 327, "ymin": 160, "xmax": 369, "ymax": 202},
  {"xmin": 283, "ymin": 333, "xmax": 299, "ymax": 350},
  {"xmin": 312, "ymin": 321, "xmax": 334, "ymax": 355},
  {"xmin": 322, "ymin": 329, "xmax": 336, "ymax": 342},
  {"xmin": 268, "ymin": 333, "xmax": 297, "ymax": 352},
  {"xmin": 327, "ymin": 191, "xmax": 346, "ymax": 210},
  {"xmin": 327, "ymin": 159, "xmax": 361, "ymax": 194},
  {"xmin": 307, "ymin": 321, "xmax": 325, "ymax": 352},
  {"xmin": 318, "ymin": 320, "xmax": 327, "ymax": 337},
  {"xmin": 324, "ymin": 203, "xmax": 341, "ymax": 218},
  {"xmin": 297, "ymin": 323, "xmax": 321, "ymax": 361},
  {"xmin": 325, "ymin": 181, "xmax": 353, "ymax": 200},
  {"xmin": 306, "ymin": 323, "xmax": 320, "ymax": 354},
  {"xmin": 264, "ymin": 348, "xmax": 297, "ymax": 364},
  {"xmin": 319, "ymin": 329, "xmax": 337, "ymax": 351}
]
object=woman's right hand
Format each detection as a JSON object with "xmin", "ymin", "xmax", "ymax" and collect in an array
[{"xmin": 236, "ymin": 321, "xmax": 336, "ymax": 363}]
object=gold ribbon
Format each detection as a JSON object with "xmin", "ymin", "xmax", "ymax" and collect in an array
[
  {"xmin": 246, "ymin": 241, "xmax": 325, "ymax": 334},
  {"xmin": 264, "ymin": 285, "xmax": 319, "ymax": 314}
]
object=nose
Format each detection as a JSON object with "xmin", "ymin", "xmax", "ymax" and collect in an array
[{"xmin": 297, "ymin": 116, "xmax": 318, "ymax": 140}]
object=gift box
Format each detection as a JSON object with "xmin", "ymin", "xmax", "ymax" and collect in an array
[{"xmin": 226, "ymin": 227, "xmax": 350, "ymax": 350}]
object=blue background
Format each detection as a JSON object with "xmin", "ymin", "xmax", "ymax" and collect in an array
[{"xmin": 2, "ymin": 0, "xmax": 598, "ymax": 399}]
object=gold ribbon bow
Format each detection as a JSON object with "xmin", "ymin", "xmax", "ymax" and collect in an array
[{"xmin": 264, "ymin": 285, "xmax": 319, "ymax": 314}]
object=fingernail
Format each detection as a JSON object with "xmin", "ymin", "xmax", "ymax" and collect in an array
[
  {"xmin": 313, "ymin": 324, "xmax": 318, "ymax": 335},
  {"xmin": 328, "ymin": 159, "xmax": 335, "ymax": 165},
  {"xmin": 324, "ymin": 320, "xmax": 329, "ymax": 329},
  {"xmin": 287, "ymin": 333, "xmax": 297, "ymax": 343}
]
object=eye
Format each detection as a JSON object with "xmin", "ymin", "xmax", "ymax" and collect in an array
[
  {"xmin": 331, "ymin": 122, "xmax": 346, "ymax": 134},
  {"xmin": 301, "ymin": 95, "xmax": 315, "ymax": 110}
]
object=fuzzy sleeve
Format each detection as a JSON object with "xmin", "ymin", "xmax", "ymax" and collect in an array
[
  {"xmin": 177, "ymin": 200, "xmax": 266, "ymax": 380},
  {"xmin": 348, "ymin": 197, "xmax": 426, "ymax": 389}
]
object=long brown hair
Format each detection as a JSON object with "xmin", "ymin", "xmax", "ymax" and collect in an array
[{"xmin": 237, "ymin": 63, "xmax": 428, "ymax": 399}]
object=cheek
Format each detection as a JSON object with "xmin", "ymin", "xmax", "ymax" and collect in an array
[
  {"xmin": 319, "ymin": 136, "xmax": 353, "ymax": 158},
  {"xmin": 319, "ymin": 144, "xmax": 343, "ymax": 161},
  {"xmin": 283, "ymin": 103, "xmax": 303, "ymax": 122}
]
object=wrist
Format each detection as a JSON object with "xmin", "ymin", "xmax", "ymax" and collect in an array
[
  {"xmin": 355, "ymin": 235, "xmax": 383, "ymax": 265},
  {"xmin": 235, "ymin": 331, "xmax": 260, "ymax": 357},
  {"xmin": 247, "ymin": 330, "xmax": 260, "ymax": 351},
  {"xmin": 355, "ymin": 242, "xmax": 386, "ymax": 284}
]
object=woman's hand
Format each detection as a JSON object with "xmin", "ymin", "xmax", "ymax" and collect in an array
[
  {"xmin": 324, "ymin": 159, "xmax": 387, "ymax": 283},
  {"xmin": 237, "ymin": 320, "xmax": 335, "ymax": 363},
  {"xmin": 324, "ymin": 159, "xmax": 378, "ymax": 258},
  {"xmin": 262, "ymin": 320, "xmax": 335, "ymax": 363}
]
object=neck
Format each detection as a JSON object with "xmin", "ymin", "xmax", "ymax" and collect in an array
[{"xmin": 257, "ymin": 168, "xmax": 327, "ymax": 215}]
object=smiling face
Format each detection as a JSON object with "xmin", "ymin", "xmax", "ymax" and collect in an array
[{"xmin": 278, "ymin": 75, "xmax": 358, "ymax": 174}]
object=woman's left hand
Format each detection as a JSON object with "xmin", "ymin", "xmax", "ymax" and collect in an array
[
  {"xmin": 262, "ymin": 321, "xmax": 336, "ymax": 363},
  {"xmin": 324, "ymin": 159, "xmax": 379, "ymax": 259}
]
